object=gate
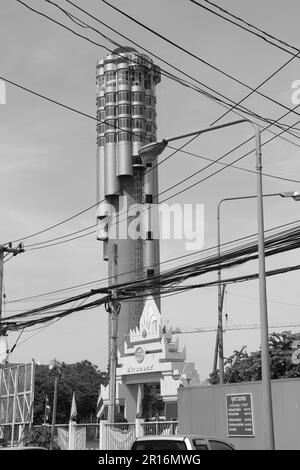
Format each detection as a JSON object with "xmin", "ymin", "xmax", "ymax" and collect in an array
[
  {"xmin": 105, "ymin": 422, "xmax": 136, "ymax": 450},
  {"xmin": 141, "ymin": 420, "xmax": 178, "ymax": 436}
]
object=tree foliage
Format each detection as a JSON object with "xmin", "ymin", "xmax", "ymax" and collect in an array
[
  {"xmin": 209, "ymin": 331, "xmax": 300, "ymax": 384},
  {"xmin": 22, "ymin": 426, "xmax": 56, "ymax": 449},
  {"xmin": 34, "ymin": 360, "xmax": 108, "ymax": 424}
]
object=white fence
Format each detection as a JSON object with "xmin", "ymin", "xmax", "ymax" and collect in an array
[
  {"xmin": 104, "ymin": 422, "xmax": 136, "ymax": 450},
  {"xmin": 12, "ymin": 420, "xmax": 178, "ymax": 450},
  {"xmin": 141, "ymin": 420, "xmax": 178, "ymax": 436},
  {"xmin": 100, "ymin": 420, "xmax": 178, "ymax": 450}
]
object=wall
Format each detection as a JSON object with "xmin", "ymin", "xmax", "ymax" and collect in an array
[{"xmin": 178, "ymin": 378, "xmax": 300, "ymax": 450}]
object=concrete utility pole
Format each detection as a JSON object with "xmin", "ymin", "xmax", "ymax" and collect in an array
[
  {"xmin": 106, "ymin": 244, "xmax": 121, "ymax": 424},
  {"xmin": 213, "ymin": 283, "xmax": 226, "ymax": 379},
  {"xmin": 49, "ymin": 359, "xmax": 62, "ymax": 450},
  {"xmin": 138, "ymin": 118, "xmax": 276, "ymax": 449},
  {"xmin": 0, "ymin": 244, "xmax": 24, "ymax": 360}
]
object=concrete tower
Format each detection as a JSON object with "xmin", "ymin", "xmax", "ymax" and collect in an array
[{"xmin": 96, "ymin": 47, "xmax": 161, "ymax": 353}]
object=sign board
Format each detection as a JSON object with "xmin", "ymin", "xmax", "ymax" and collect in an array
[{"xmin": 226, "ymin": 393, "xmax": 254, "ymax": 437}]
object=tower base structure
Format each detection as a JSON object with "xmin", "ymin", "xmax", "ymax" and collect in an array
[{"xmin": 102, "ymin": 296, "xmax": 199, "ymax": 422}]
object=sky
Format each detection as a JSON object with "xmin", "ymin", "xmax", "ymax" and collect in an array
[{"xmin": 0, "ymin": 0, "xmax": 300, "ymax": 382}]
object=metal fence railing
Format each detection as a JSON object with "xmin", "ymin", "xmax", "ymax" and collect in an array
[
  {"xmin": 141, "ymin": 420, "xmax": 178, "ymax": 436},
  {"xmin": 105, "ymin": 422, "xmax": 136, "ymax": 450}
]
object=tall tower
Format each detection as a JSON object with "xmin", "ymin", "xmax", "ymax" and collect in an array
[{"xmin": 96, "ymin": 47, "xmax": 161, "ymax": 352}]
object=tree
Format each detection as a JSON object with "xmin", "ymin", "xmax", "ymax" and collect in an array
[
  {"xmin": 209, "ymin": 331, "xmax": 300, "ymax": 384},
  {"xmin": 22, "ymin": 426, "xmax": 57, "ymax": 449},
  {"xmin": 34, "ymin": 360, "xmax": 108, "ymax": 424}
]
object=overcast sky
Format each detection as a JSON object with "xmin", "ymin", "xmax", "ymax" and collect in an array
[{"xmin": 1, "ymin": 0, "xmax": 300, "ymax": 381}]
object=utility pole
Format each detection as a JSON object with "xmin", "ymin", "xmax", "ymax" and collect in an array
[
  {"xmin": 49, "ymin": 359, "xmax": 62, "ymax": 450},
  {"xmin": 213, "ymin": 283, "xmax": 226, "ymax": 378},
  {"xmin": 0, "ymin": 244, "xmax": 24, "ymax": 362},
  {"xmin": 50, "ymin": 375, "xmax": 59, "ymax": 450},
  {"xmin": 106, "ymin": 244, "xmax": 120, "ymax": 424}
]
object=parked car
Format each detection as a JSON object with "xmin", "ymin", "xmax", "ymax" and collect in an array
[{"xmin": 131, "ymin": 435, "xmax": 235, "ymax": 450}]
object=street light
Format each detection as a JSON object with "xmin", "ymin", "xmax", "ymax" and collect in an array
[
  {"xmin": 49, "ymin": 359, "xmax": 62, "ymax": 450},
  {"xmin": 214, "ymin": 192, "xmax": 300, "ymax": 383},
  {"xmin": 280, "ymin": 191, "xmax": 300, "ymax": 201},
  {"xmin": 139, "ymin": 117, "xmax": 277, "ymax": 449}
]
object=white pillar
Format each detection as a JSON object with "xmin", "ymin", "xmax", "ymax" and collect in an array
[
  {"xmin": 68, "ymin": 421, "xmax": 76, "ymax": 450},
  {"xmin": 99, "ymin": 420, "xmax": 107, "ymax": 450},
  {"xmin": 135, "ymin": 418, "xmax": 144, "ymax": 437}
]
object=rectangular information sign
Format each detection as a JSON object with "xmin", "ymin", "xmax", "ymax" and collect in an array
[{"xmin": 226, "ymin": 393, "xmax": 254, "ymax": 437}]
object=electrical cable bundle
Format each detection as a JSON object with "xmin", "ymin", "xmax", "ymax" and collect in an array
[{"xmin": 2, "ymin": 223, "xmax": 299, "ymax": 332}]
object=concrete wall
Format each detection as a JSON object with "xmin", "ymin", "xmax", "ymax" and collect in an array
[{"xmin": 178, "ymin": 378, "xmax": 300, "ymax": 450}]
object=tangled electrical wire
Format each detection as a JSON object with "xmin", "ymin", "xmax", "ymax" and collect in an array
[{"xmin": 1, "ymin": 222, "xmax": 300, "ymax": 333}]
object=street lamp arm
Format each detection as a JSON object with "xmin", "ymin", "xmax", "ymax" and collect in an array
[{"xmin": 164, "ymin": 118, "xmax": 248, "ymax": 143}]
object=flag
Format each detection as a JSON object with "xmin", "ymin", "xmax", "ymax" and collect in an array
[
  {"xmin": 96, "ymin": 385, "xmax": 105, "ymax": 420},
  {"xmin": 136, "ymin": 384, "xmax": 142, "ymax": 418},
  {"xmin": 70, "ymin": 392, "xmax": 77, "ymax": 422},
  {"xmin": 44, "ymin": 395, "xmax": 51, "ymax": 424}
]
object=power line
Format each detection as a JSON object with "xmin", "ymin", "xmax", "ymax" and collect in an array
[
  {"xmin": 101, "ymin": 0, "xmax": 300, "ymax": 119},
  {"xmin": 0, "ymin": 3, "xmax": 296, "ymax": 250},
  {"xmin": 2, "ymin": 1, "xmax": 298, "ymax": 253},
  {"xmin": 174, "ymin": 323, "xmax": 300, "ymax": 335},
  {"xmin": 60, "ymin": 0, "xmax": 300, "ymax": 136},
  {"xmin": 225, "ymin": 291, "xmax": 300, "ymax": 308},
  {"xmin": 2, "ymin": 65, "xmax": 299, "ymax": 251},
  {"xmin": 18, "ymin": 0, "xmax": 300, "ymax": 140},
  {"xmin": 6, "ymin": 216, "xmax": 300, "ymax": 306},
  {"xmin": 190, "ymin": 0, "xmax": 300, "ymax": 56},
  {"xmin": 4, "ymin": 260, "xmax": 300, "ymax": 332},
  {"xmin": 159, "ymin": 114, "xmax": 300, "ymax": 203}
]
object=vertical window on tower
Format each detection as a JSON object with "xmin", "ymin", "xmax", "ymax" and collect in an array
[
  {"xmin": 118, "ymin": 117, "xmax": 132, "ymax": 129},
  {"xmin": 105, "ymin": 93, "xmax": 116, "ymax": 104},
  {"xmin": 105, "ymin": 119, "xmax": 116, "ymax": 131},
  {"xmin": 105, "ymin": 106, "xmax": 116, "ymax": 117},
  {"xmin": 97, "ymin": 110, "xmax": 105, "ymax": 120},
  {"xmin": 146, "ymin": 122, "xmax": 156, "ymax": 133},
  {"xmin": 132, "ymin": 70, "xmax": 144, "ymax": 86},
  {"xmin": 118, "ymin": 131, "xmax": 132, "ymax": 142},
  {"xmin": 132, "ymin": 118, "xmax": 145, "ymax": 130},
  {"xmin": 105, "ymin": 133, "xmax": 117, "ymax": 144},
  {"xmin": 117, "ymin": 90, "xmax": 131, "ymax": 102},
  {"xmin": 105, "ymin": 70, "xmax": 116, "ymax": 87},
  {"xmin": 97, "ymin": 136, "xmax": 105, "ymax": 147},
  {"xmin": 145, "ymin": 108, "xmax": 155, "ymax": 120},
  {"xmin": 118, "ymin": 104, "xmax": 131, "ymax": 115},
  {"xmin": 117, "ymin": 69, "xmax": 130, "ymax": 85},
  {"xmin": 97, "ymin": 96, "xmax": 105, "ymax": 107},
  {"xmin": 98, "ymin": 75, "xmax": 104, "ymax": 89},
  {"xmin": 145, "ymin": 96, "xmax": 153, "ymax": 106},
  {"xmin": 132, "ymin": 105, "xmax": 145, "ymax": 116},
  {"xmin": 133, "ymin": 132, "xmax": 145, "ymax": 142},
  {"xmin": 132, "ymin": 92, "xmax": 145, "ymax": 103},
  {"xmin": 97, "ymin": 123, "xmax": 106, "ymax": 134}
]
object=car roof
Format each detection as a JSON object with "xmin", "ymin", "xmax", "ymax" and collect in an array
[
  {"xmin": 134, "ymin": 435, "xmax": 222, "ymax": 442},
  {"xmin": 0, "ymin": 446, "xmax": 48, "ymax": 450}
]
